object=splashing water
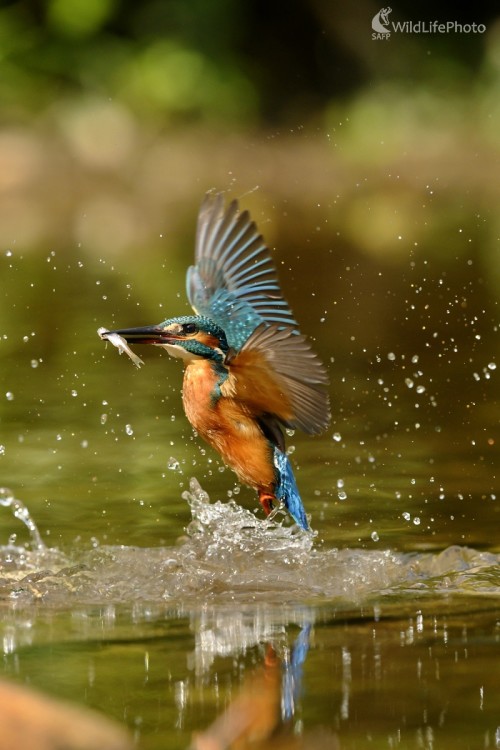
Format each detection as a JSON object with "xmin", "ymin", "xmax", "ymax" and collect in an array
[
  {"xmin": 0, "ymin": 480, "xmax": 499, "ymax": 606},
  {"xmin": 183, "ymin": 478, "xmax": 315, "ymax": 556},
  {"xmin": 0, "ymin": 487, "xmax": 45, "ymax": 550}
]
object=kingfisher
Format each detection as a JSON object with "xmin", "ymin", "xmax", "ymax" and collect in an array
[{"xmin": 102, "ymin": 194, "xmax": 330, "ymax": 530}]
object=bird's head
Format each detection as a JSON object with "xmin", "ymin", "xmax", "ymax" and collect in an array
[{"xmin": 106, "ymin": 315, "xmax": 229, "ymax": 363}]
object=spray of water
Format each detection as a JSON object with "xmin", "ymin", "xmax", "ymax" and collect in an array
[
  {"xmin": 0, "ymin": 481, "xmax": 499, "ymax": 607},
  {"xmin": 0, "ymin": 488, "xmax": 45, "ymax": 551}
]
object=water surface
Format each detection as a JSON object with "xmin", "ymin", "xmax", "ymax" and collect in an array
[{"xmin": 1, "ymin": 227, "xmax": 499, "ymax": 749}]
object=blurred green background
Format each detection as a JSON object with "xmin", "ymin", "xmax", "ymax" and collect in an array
[
  {"xmin": 1, "ymin": 0, "xmax": 499, "ymax": 313},
  {"xmin": 1, "ymin": 3, "xmax": 498, "ymax": 373},
  {"xmin": 1, "ymin": 0, "xmax": 499, "ymax": 349}
]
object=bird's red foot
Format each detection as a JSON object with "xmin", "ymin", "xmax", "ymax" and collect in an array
[{"xmin": 258, "ymin": 491, "xmax": 275, "ymax": 516}]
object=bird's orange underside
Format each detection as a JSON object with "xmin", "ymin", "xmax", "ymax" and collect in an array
[{"xmin": 181, "ymin": 356, "xmax": 292, "ymax": 494}]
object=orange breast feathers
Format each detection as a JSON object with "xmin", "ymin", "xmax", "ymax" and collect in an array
[{"xmin": 181, "ymin": 359, "xmax": 276, "ymax": 493}]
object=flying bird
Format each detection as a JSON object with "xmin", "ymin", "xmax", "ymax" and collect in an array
[{"xmin": 101, "ymin": 194, "xmax": 330, "ymax": 529}]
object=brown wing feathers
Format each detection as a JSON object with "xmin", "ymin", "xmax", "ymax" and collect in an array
[{"xmin": 226, "ymin": 323, "xmax": 330, "ymax": 435}]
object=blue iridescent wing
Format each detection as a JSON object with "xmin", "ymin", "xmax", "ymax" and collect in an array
[{"xmin": 186, "ymin": 193, "xmax": 298, "ymax": 351}]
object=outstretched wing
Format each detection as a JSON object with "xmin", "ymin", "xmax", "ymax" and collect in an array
[
  {"xmin": 223, "ymin": 323, "xmax": 330, "ymax": 435},
  {"xmin": 186, "ymin": 193, "xmax": 298, "ymax": 351}
]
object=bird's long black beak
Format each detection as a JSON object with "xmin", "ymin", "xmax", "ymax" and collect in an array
[{"xmin": 104, "ymin": 326, "xmax": 167, "ymax": 344}]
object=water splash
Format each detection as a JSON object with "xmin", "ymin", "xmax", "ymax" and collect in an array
[
  {"xmin": 0, "ymin": 487, "xmax": 45, "ymax": 550},
  {"xmin": 183, "ymin": 477, "xmax": 314, "ymax": 557},
  {"xmin": 0, "ymin": 481, "xmax": 499, "ymax": 606}
]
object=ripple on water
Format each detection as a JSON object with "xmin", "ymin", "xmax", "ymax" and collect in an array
[{"xmin": 0, "ymin": 479, "xmax": 499, "ymax": 607}]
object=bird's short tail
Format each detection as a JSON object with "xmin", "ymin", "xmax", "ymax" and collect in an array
[{"xmin": 273, "ymin": 448, "xmax": 309, "ymax": 530}]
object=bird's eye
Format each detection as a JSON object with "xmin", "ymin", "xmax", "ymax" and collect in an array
[{"xmin": 182, "ymin": 323, "xmax": 198, "ymax": 335}]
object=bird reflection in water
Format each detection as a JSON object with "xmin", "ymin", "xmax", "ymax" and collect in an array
[{"xmin": 190, "ymin": 625, "xmax": 339, "ymax": 750}]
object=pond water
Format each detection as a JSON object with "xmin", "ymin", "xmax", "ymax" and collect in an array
[{"xmin": 1, "ymin": 223, "xmax": 499, "ymax": 749}]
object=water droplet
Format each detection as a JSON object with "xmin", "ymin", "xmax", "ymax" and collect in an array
[
  {"xmin": 413, "ymin": 517, "xmax": 421, "ymax": 525},
  {"xmin": 332, "ymin": 432, "xmax": 342, "ymax": 442},
  {"xmin": 23, "ymin": 335, "xmax": 29, "ymax": 343},
  {"xmin": 0, "ymin": 487, "xmax": 45, "ymax": 548},
  {"xmin": 488, "ymin": 362, "xmax": 496, "ymax": 370},
  {"xmin": 5, "ymin": 392, "xmax": 14, "ymax": 401},
  {"xmin": 100, "ymin": 414, "xmax": 108, "ymax": 425},
  {"xmin": 371, "ymin": 531, "xmax": 379, "ymax": 542},
  {"xmin": 71, "ymin": 390, "xmax": 78, "ymax": 397},
  {"xmin": 167, "ymin": 457, "xmax": 180, "ymax": 471},
  {"xmin": 387, "ymin": 352, "xmax": 396, "ymax": 361},
  {"xmin": 416, "ymin": 385, "xmax": 426, "ymax": 394},
  {"xmin": 405, "ymin": 378, "xmax": 414, "ymax": 389},
  {"xmin": 125, "ymin": 424, "xmax": 134, "ymax": 436},
  {"xmin": 402, "ymin": 512, "xmax": 411, "ymax": 521},
  {"xmin": 0, "ymin": 445, "xmax": 5, "ymax": 456},
  {"xmin": 0, "ymin": 487, "xmax": 13, "ymax": 503},
  {"xmin": 337, "ymin": 478, "xmax": 344, "ymax": 488},
  {"xmin": 30, "ymin": 359, "xmax": 39, "ymax": 369},
  {"xmin": 411, "ymin": 354, "xmax": 419, "ymax": 364},
  {"xmin": 338, "ymin": 490, "xmax": 347, "ymax": 501}
]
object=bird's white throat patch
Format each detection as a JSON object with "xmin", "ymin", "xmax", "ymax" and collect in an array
[{"xmin": 160, "ymin": 343, "xmax": 201, "ymax": 361}]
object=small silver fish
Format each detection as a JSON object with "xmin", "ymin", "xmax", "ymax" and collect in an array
[{"xmin": 98, "ymin": 327, "xmax": 144, "ymax": 368}]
